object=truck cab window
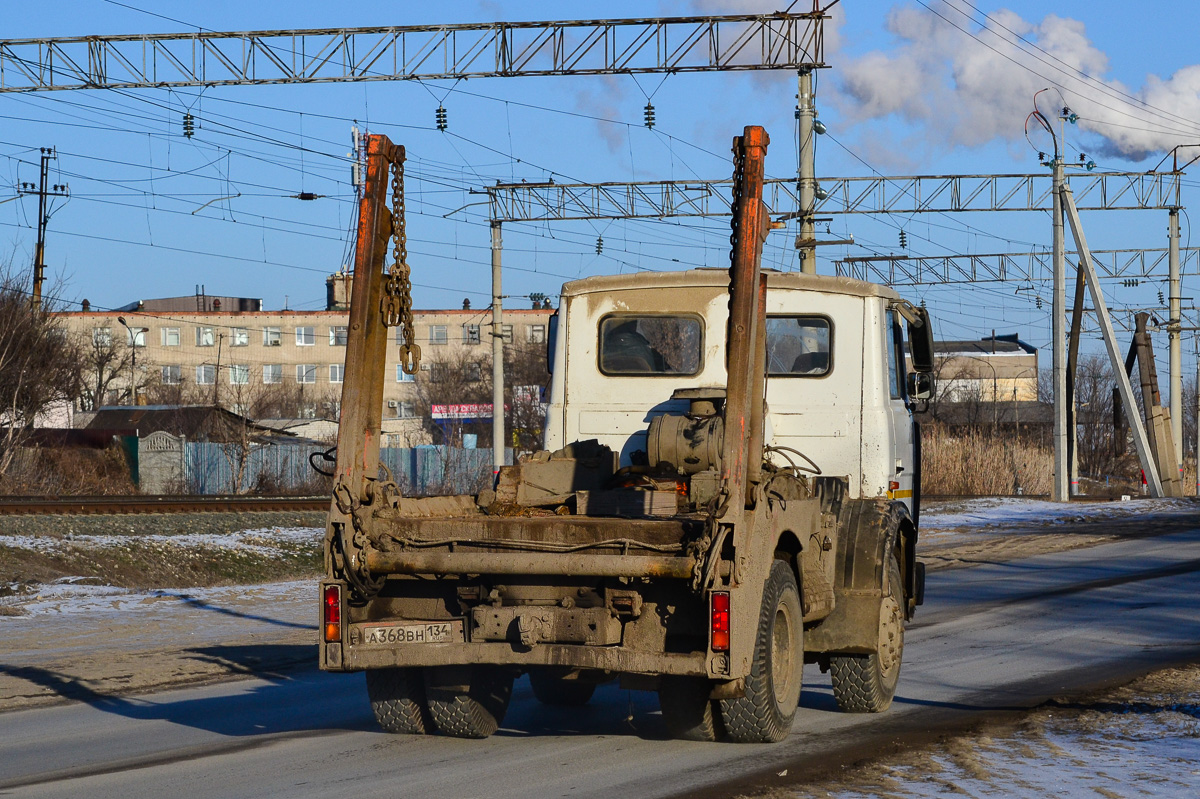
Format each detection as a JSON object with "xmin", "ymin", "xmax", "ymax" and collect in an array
[
  {"xmin": 766, "ymin": 316, "xmax": 832, "ymax": 376},
  {"xmin": 599, "ymin": 315, "xmax": 701, "ymax": 375}
]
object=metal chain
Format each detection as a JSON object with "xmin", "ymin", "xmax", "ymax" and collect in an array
[
  {"xmin": 729, "ymin": 135, "xmax": 745, "ymax": 267},
  {"xmin": 382, "ymin": 156, "xmax": 422, "ymax": 375}
]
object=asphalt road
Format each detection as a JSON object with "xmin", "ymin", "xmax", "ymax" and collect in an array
[{"xmin": 3, "ymin": 526, "xmax": 1200, "ymax": 799}]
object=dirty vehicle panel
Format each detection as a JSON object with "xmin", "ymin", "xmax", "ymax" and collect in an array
[{"xmin": 320, "ymin": 127, "xmax": 935, "ymax": 742}]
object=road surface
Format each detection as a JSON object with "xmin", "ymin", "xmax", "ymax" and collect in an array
[{"xmin": 2, "ymin": 526, "xmax": 1200, "ymax": 798}]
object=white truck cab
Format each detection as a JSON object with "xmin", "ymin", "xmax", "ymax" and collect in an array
[{"xmin": 544, "ymin": 268, "xmax": 928, "ymax": 517}]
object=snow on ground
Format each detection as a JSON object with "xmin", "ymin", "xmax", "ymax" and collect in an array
[
  {"xmin": 0, "ymin": 525, "xmax": 322, "ymax": 617},
  {"xmin": 919, "ymin": 497, "xmax": 1197, "ymax": 546},
  {"xmin": 1, "ymin": 577, "xmax": 312, "ymax": 617},
  {"xmin": 806, "ymin": 687, "xmax": 1200, "ymax": 799},
  {"xmin": 0, "ymin": 526, "xmax": 323, "ymax": 556}
]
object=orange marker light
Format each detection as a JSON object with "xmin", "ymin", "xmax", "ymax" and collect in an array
[
  {"xmin": 323, "ymin": 584, "xmax": 342, "ymax": 643},
  {"xmin": 711, "ymin": 591, "xmax": 730, "ymax": 652}
]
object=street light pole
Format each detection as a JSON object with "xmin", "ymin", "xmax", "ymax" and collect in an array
[{"xmin": 117, "ymin": 316, "xmax": 149, "ymax": 406}]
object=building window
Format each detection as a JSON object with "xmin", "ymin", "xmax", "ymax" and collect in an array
[
  {"xmin": 263, "ymin": 364, "xmax": 282, "ymax": 384},
  {"xmin": 329, "ymin": 326, "xmax": 348, "ymax": 346},
  {"xmin": 501, "ymin": 324, "xmax": 513, "ymax": 344},
  {"xmin": 196, "ymin": 364, "xmax": 216, "ymax": 385},
  {"xmin": 330, "ymin": 364, "xmax": 345, "ymax": 383},
  {"xmin": 464, "ymin": 324, "xmax": 481, "ymax": 345},
  {"xmin": 229, "ymin": 365, "xmax": 250, "ymax": 385},
  {"xmin": 125, "ymin": 327, "xmax": 147, "ymax": 347},
  {"xmin": 295, "ymin": 326, "xmax": 315, "ymax": 346},
  {"xmin": 93, "ymin": 327, "xmax": 112, "ymax": 347},
  {"xmin": 430, "ymin": 363, "xmax": 450, "ymax": 383},
  {"xmin": 397, "ymin": 400, "xmax": 416, "ymax": 418},
  {"xmin": 263, "ymin": 327, "xmax": 282, "ymax": 347},
  {"xmin": 429, "ymin": 325, "xmax": 448, "ymax": 345},
  {"xmin": 297, "ymin": 364, "xmax": 317, "ymax": 384},
  {"xmin": 466, "ymin": 362, "xmax": 483, "ymax": 382},
  {"xmin": 161, "ymin": 327, "xmax": 180, "ymax": 347},
  {"xmin": 527, "ymin": 324, "xmax": 546, "ymax": 344},
  {"xmin": 196, "ymin": 327, "xmax": 215, "ymax": 347},
  {"xmin": 396, "ymin": 364, "xmax": 415, "ymax": 383},
  {"xmin": 161, "ymin": 365, "xmax": 181, "ymax": 385},
  {"xmin": 231, "ymin": 328, "xmax": 250, "ymax": 347}
]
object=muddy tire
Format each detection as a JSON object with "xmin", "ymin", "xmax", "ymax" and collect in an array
[
  {"xmin": 365, "ymin": 667, "xmax": 431, "ymax": 734},
  {"xmin": 719, "ymin": 559, "xmax": 803, "ymax": 743},
  {"xmin": 529, "ymin": 670, "xmax": 596, "ymax": 707},
  {"xmin": 830, "ymin": 551, "xmax": 904, "ymax": 713},
  {"xmin": 659, "ymin": 676, "xmax": 724, "ymax": 741},
  {"xmin": 424, "ymin": 666, "xmax": 513, "ymax": 739}
]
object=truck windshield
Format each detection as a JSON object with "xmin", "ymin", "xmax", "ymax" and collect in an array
[
  {"xmin": 599, "ymin": 315, "xmax": 702, "ymax": 375},
  {"xmin": 766, "ymin": 316, "xmax": 832, "ymax": 376}
]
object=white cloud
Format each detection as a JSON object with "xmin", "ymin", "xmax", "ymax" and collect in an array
[{"xmin": 831, "ymin": 2, "xmax": 1200, "ymax": 163}]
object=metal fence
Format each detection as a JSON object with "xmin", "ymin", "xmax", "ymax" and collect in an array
[{"xmin": 183, "ymin": 442, "xmax": 511, "ymax": 496}]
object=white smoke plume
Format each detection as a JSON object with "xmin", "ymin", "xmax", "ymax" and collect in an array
[{"xmin": 834, "ymin": 2, "xmax": 1200, "ymax": 164}]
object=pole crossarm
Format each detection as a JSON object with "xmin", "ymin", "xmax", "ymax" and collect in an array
[
  {"xmin": 834, "ymin": 248, "xmax": 1200, "ymax": 285},
  {"xmin": 485, "ymin": 171, "xmax": 1182, "ymax": 222},
  {"xmin": 0, "ymin": 13, "xmax": 824, "ymax": 92}
]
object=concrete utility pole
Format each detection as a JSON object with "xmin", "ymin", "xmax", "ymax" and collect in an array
[
  {"xmin": 16, "ymin": 147, "xmax": 68, "ymax": 309},
  {"xmin": 1169, "ymin": 208, "xmax": 1183, "ymax": 471},
  {"xmin": 491, "ymin": 222, "xmax": 505, "ymax": 477},
  {"xmin": 797, "ymin": 67, "xmax": 817, "ymax": 275},
  {"xmin": 1052, "ymin": 156, "xmax": 1069, "ymax": 502}
]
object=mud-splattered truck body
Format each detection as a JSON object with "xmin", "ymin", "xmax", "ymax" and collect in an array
[{"xmin": 319, "ymin": 127, "xmax": 936, "ymax": 742}]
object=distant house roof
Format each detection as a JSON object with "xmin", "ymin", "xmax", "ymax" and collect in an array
[
  {"xmin": 113, "ymin": 295, "xmax": 262, "ymax": 313},
  {"xmin": 85, "ymin": 405, "xmax": 273, "ymax": 442},
  {"xmin": 936, "ymin": 333, "xmax": 1037, "ymax": 357}
]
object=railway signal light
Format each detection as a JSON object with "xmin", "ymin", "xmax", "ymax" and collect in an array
[{"xmin": 436, "ymin": 106, "xmax": 448, "ymax": 131}]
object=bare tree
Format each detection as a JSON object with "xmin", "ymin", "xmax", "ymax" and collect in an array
[
  {"xmin": 0, "ymin": 264, "xmax": 83, "ymax": 476},
  {"xmin": 78, "ymin": 325, "xmax": 132, "ymax": 410}
]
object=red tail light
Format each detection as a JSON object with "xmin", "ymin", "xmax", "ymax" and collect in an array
[
  {"xmin": 711, "ymin": 591, "xmax": 730, "ymax": 652},
  {"xmin": 323, "ymin": 584, "xmax": 342, "ymax": 643}
]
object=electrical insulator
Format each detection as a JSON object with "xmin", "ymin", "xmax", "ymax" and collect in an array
[
  {"xmin": 1159, "ymin": 289, "xmax": 1165, "ymax": 304},
  {"xmin": 643, "ymin": 102, "xmax": 655, "ymax": 129},
  {"xmin": 595, "ymin": 236, "xmax": 603, "ymax": 255},
  {"xmin": 899, "ymin": 230, "xmax": 907, "ymax": 249},
  {"xmin": 436, "ymin": 106, "xmax": 448, "ymax": 132},
  {"xmin": 183, "ymin": 113, "xmax": 195, "ymax": 138},
  {"xmin": 1036, "ymin": 296, "xmax": 1043, "ymax": 309},
  {"xmin": 1121, "ymin": 279, "xmax": 1140, "ymax": 288}
]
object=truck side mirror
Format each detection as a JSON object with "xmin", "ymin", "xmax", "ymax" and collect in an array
[
  {"xmin": 907, "ymin": 371, "xmax": 933, "ymax": 401},
  {"xmin": 907, "ymin": 307, "xmax": 935, "ymax": 373}
]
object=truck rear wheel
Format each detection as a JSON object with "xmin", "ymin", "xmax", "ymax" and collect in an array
[
  {"xmin": 365, "ymin": 667, "xmax": 431, "ymax": 735},
  {"xmin": 424, "ymin": 666, "xmax": 513, "ymax": 739},
  {"xmin": 719, "ymin": 559, "xmax": 803, "ymax": 743},
  {"xmin": 658, "ymin": 676, "xmax": 723, "ymax": 741},
  {"xmin": 529, "ymin": 669, "xmax": 596, "ymax": 707},
  {"xmin": 830, "ymin": 551, "xmax": 904, "ymax": 713}
]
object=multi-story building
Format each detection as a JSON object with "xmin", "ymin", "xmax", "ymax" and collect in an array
[{"xmin": 59, "ymin": 278, "xmax": 554, "ymax": 446}]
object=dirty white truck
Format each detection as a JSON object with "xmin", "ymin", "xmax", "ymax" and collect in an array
[{"xmin": 320, "ymin": 127, "xmax": 936, "ymax": 743}]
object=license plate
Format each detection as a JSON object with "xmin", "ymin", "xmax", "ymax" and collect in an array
[{"xmin": 357, "ymin": 621, "xmax": 463, "ymax": 646}]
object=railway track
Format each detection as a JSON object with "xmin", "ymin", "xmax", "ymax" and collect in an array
[{"xmin": 0, "ymin": 495, "xmax": 328, "ymax": 516}]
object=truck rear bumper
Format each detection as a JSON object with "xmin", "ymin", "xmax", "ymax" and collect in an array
[{"xmin": 323, "ymin": 640, "xmax": 707, "ymax": 677}]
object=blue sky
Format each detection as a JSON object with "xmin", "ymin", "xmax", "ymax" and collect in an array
[{"xmin": 4, "ymin": 1, "xmax": 1200, "ymax": 363}]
